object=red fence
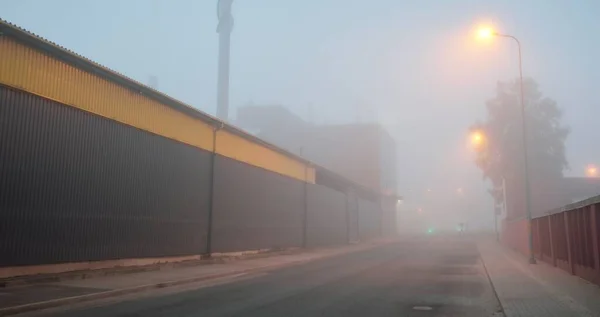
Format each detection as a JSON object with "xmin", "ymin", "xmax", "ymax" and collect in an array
[{"xmin": 531, "ymin": 197, "xmax": 600, "ymax": 285}]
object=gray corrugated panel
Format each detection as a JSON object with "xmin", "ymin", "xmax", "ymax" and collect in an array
[
  {"xmin": 211, "ymin": 155, "xmax": 304, "ymax": 252},
  {"xmin": 306, "ymin": 184, "xmax": 347, "ymax": 247},
  {"xmin": 0, "ymin": 86, "xmax": 211, "ymax": 266}
]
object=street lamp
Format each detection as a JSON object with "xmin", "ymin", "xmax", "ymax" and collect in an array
[
  {"xmin": 478, "ymin": 27, "xmax": 536, "ymax": 264},
  {"xmin": 470, "ymin": 130, "xmax": 485, "ymax": 147},
  {"xmin": 478, "ymin": 28, "xmax": 494, "ymax": 39},
  {"xmin": 587, "ymin": 165, "xmax": 598, "ymax": 178}
]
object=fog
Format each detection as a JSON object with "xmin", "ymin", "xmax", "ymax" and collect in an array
[{"xmin": 4, "ymin": 0, "xmax": 600, "ymax": 232}]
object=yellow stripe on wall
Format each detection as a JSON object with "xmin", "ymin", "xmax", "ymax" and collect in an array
[
  {"xmin": 216, "ymin": 130, "xmax": 315, "ymax": 183},
  {"xmin": 0, "ymin": 36, "xmax": 315, "ymax": 183},
  {"xmin": 0, "ymin": 36, "xmax": 214, "ymax": 151}
]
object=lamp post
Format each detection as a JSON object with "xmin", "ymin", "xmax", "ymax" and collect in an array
[
  {"xmin": 479, "ymin": 28, "xmax": 536, "ymax": 264},
  {"xmin": 216, "ymin": 0, "xmax": 234, "ymax": 120}
]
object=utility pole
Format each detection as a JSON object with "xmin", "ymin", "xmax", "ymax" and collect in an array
[
  {"xmin": 300, "ymin": 147, "xmax": 308, "ymax": 248},
  {"xmin": 478, "ymin": 29, "xmax": 535, "ymax": 264},
  {"xmin": 216, "ymin": 0, "xmax": 234, "ymax": 120},
  {"xmin": 496, "ymin": 33, "xmax": 536, "ymax": 264}
]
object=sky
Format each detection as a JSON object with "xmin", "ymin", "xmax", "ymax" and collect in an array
[{"xmin": 3, "ymin": 0, "xmax": 600, "ymax": 230}]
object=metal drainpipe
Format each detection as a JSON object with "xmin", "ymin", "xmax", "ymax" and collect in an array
[
  {"xmin": 345, "ymin": 190, "xmax": 350, "ymax": 244},
  {"xmin": 301, "ymin": 147, "xmax": 308, "ymax": 248},
  {"xmin": 206, "ymin": 122, "xmax": 224, "ymax": 256},
  {"xmin": 356, "ymin": 193, "xmax": 360, "ymax": 242}
]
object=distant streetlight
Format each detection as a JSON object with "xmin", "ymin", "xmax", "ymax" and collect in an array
[
  {"xmin": 587, "ymin": 165, "xmax": 598, "ymax": 178},
  {"xmin": 470, "ymin": 131, "xmax": 485, "ymax": 147},
  {"xmin": 476, "ymin": 26, "xmax": 535, "ymax": 265},
  {"xmin": 456, "ymin": 187, "xmax": 464, "ymax": 195}
]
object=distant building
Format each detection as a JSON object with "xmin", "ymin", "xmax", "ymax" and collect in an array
[
  {"xmin": 505, "ymin": 175, "xmax": 600, "ymax": 219},
  {"xmin": 305, "ymin": 123, "xmax": 397, "ymax": 195},
  {"xmin": 237, "ymin": 105, "xmax": 309, "ymax": 155},
  {"xmin": 559, "ymin": 177, "xmax": 600, "ymax": 204},
  {"xmin": 236, "ymin": 105, "xmax": 397, "ymax": 196}
]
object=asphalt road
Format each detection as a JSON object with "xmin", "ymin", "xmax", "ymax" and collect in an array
[{"xmin": 40, "ymin": 236, "xmax": 503, "ymax": 317}]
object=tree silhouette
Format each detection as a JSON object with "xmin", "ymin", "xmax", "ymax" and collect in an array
[{"xmin": 470, "ymin": 78, "xmax": 569, "ymax": 210}]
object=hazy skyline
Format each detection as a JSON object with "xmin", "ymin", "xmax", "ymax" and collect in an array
[{"xmin": 4, "ymin": 0, "xmax": 599, "ymax": 229}]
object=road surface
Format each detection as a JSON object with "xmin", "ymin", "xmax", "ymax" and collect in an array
[{"xmin": 35, "ymin": 236, "xmax": 503, "ymax": 317}]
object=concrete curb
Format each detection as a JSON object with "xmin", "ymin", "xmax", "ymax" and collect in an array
[
  {"xmin": 477, "ymin": 243, "xmax": 506, "ymax": 316},
  {"xmin": 0, "ymin": 259, "xmax": 311, "ymax": 317},
  {"xmin": 0, "ymin": 247, "xmax": 305, "ymax": 288},
  {"xmin": 0, "ymin": 240, "xmax": 397, "ymax": 316}
]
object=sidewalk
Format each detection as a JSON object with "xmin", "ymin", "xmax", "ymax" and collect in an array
[
  {"xmin": 0, "ymin": 240, "xmax": 393, "ymax": 316},
  {"xmin": 478, "ymin": 238, "xmax": 600, "ymax": 317}
]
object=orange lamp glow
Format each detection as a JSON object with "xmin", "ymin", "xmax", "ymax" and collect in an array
[
  {"xmin": 586, "ymin": 165, "xmax": 598, "ymax": 178},
  {"xmin": 478, "ymin": 28, "xmax": 494, "ymax": 39},
  {"xmin": 470, "ymin": 131, "xmax": 485, "ymax": 146}
]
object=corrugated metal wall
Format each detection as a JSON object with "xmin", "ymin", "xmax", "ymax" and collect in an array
[
  {"xmin": 306, "ymin": 184, "xmax": 348, "ymax": 247},
  {"xmin": 0, "ymin": 24, "xmax": 391, "ymax": 269},
  {"xmin": 211, "ymin": 155, "xmax": 305, "ymax": 252},
  {"xmin": 0, "ymin": 85, "xmax": 387, "ymax": 267},
  {"xmin": 0, "ymin": 36, "xmax": 215, "ymax": 152},
  {"xmin": 0, "ymin": 86, "xmax": 212, "ymax": 266},
  {"xmin": 0, "ymin": 35, "xmax": 316, "ymax": 184},
  {"xmin": 216, "ymin": 130, "xmax": 314, "ymax": 183}
]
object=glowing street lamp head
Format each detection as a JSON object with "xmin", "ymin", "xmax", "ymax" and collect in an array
[
  {"xmin": 477, "ymin": 28, "xmax": 496, "ymax": 39},
  {"xmin": 586, "ymin": 165, "xmax": 598, "ymax": 178},
  {"xmin": 478, "ymin": 28, "xmax": 492, "ymax": 38},
  {"xmin": 477, "ymin": 27, "xmax": 498, "ymax": 40},
  {"xmin": 470, "ymin": 131, "xmax": 485, "ymax": 146}
]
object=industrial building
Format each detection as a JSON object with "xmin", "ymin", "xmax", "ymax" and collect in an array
[
  {"xmin": 0, "ymin": 20, "xmax": 395, "ymax": 276},
  {"xmin": 237, "ymin": 105, "xmax": 398, "ymax": 196}
]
